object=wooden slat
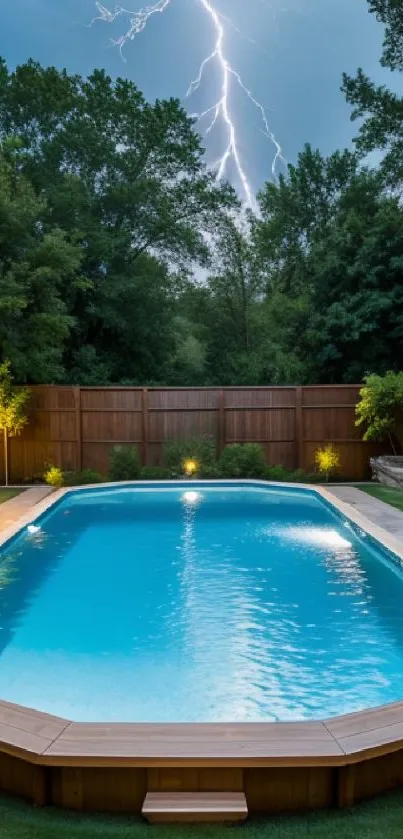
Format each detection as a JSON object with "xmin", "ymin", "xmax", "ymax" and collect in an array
[
  {"xmin": 0, "ymin": 700, "xmax": 69, "ymax": 759},
  {"xmin": 41, "ymin": 722, "xmax": 344, "ymax": 766},
  {"xmin": 142, "ymin": 791, "xmax": 248, "ymax": 823},
  {"xmin": 74, "ymin": 387, "xmax": 82, "ymax": 472},
  {"xmin": 326, "ymin": 703, "xmax": 403, "ymax": 759},
  {"xmin": 0, "ymin": 700, "xmax": 68, "ymax": 741}
]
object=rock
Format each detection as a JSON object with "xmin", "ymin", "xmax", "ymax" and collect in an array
[{"xmin": 370, "ymin": 456, "xmax": 403, "ymax": 488}]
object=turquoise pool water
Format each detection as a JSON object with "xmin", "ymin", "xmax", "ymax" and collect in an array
[{"xmin": 0, "ymin": 482, "xmax": 402, "ymax": 722}]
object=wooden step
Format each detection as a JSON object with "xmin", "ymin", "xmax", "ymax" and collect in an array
[{"xmin": 142, "ymin": 792, "xmax": 248, "ymax": 824}]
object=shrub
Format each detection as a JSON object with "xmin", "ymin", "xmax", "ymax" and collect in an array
[
  {"xmin": 356, "ymin": 371, "xmax": 403, "ymax": 453},
  {"xmin": 139, "ymin": 465, "xmax": 172, "ymax": 480},
  {"xmin": 198, "ymin": 464, "xmax": 222, "ymax": 479},
  {"xmin": 315, "ymin": 444, "xmax": 340, "ymax": 482},
  {"xmin": 288, "ymin": 468, "xmax": 309, "ymax": 483},
  {"xmin": 218, "ymin": 443, "xmax": 266, "ymax": 478},
  {"xmin": 108, "ymin": 446, "xmax": 141, "ymax": 481},
  {"xmin": 163, "ymin": 439, "xmax": 216, "ymax": 476},
  {"xmin": 44, "ymin": 465, "xmax": 64, "ymax": 488},
  {"xmin": 63, "ymin": 469, "xmax": 104, "ymax": 486},
  {"xmin": 304, "ymin": 471, "xmax": 323, "ymax": 484},
  {"xmin": 264, "ymin": 464, "xmax": 290, "ymax": 482}
]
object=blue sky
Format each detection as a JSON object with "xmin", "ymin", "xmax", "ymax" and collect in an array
[{"xmin": 0, "ymin": 0, "xmax": 392, "ymax": 198}]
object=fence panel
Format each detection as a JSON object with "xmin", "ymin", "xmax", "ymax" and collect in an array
[{"xmin": 2, "ymin": 384, "xmax": 388, "ymax": 482}]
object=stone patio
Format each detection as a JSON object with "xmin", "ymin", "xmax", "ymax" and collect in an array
[
  {"xmin": 327, "ymin": 485, "xmax": 403, "ymax": 543},
  {"xmin": 0, "ymin": 487, "xmax": 53, "ymax": 532}
]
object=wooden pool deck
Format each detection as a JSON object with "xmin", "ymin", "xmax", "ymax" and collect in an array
[
  {"xmin": 1, "ymin": 481, "xmax": 403, "ymax": 815},
  {"xmin": 2, "ymin": 697, "xmax": 403, "ymax": 812}
]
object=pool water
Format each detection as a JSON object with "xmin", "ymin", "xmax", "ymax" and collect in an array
[{"xmin": 0, "ymin": 482, "xmax": 402, "ymax": 723}]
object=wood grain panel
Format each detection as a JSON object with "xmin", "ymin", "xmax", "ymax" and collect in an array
[
  {"xmin": 81, "ymin": 411, "xmax": 142, "ymax": 442},
  {"xmin": 262, "ymin": 443, "xmax": 296, "ymax": 470},
  {"xmin": 148, "ymin": 390, "xmax": 219, "ymax": 410},
  {"xmin": 81, "ymin": 443, "xmax": 116, "ymax": 475},
  {"xmin": 0, "ymin": 751, "xmax": 46, "ymax": 802},
  {"xmin": 80, "ymin": 389, "xmax": 142, "ymax": 412},
  {"xmin": 224, "ymin": 389, "xmax": 296, "ymax": 409},
  {"xmin": 225, "ymin": 409, "xmax": 295, "ymax": 443},
  {"xmin": 81, "ymin": 767, "xmax": 147, "ymax": 812},
  {"xmin": 149, "ymin": 410, "xmax": 216, "ymax": 442},
  {"xmin": 28, "ymin": 387, "xmax": 76, "ymax": 412},
  {"xmin": 244, "ymin": 767, "xmax": 334, "ymax": 812},
  {"xmin": 302, "ymin": 407, "xmax": 359, "ymax": 442},
  {"xmin": 8, "ymin": 441, "xmax": 61, "ymax": 482},
  {"xmin": 302, "ymin": 386, "xmax": 360, "ymax": 407},
  {"xmin": 354, "ymin": 750, "xmax": 403, "ymax": 802},
  {"xmin": 147, "ymin": 767, "xmax": 243, "ymax": 792},
  {"xmin": 53, "ymin": 412, "xmax": 77, "ymax": 442}
]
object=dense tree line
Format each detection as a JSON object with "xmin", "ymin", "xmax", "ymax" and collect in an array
[{"xmin": 0, "ymin": 0, "xmax": 402, "ymax": 386}]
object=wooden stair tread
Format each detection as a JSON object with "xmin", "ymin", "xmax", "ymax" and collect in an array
[{"xmin": 142, "ymin": 792, "xmax": 248, "ymax": 823}]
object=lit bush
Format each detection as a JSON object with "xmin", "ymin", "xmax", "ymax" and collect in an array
[
  {"xmin": 314, "ymin": 444, "xmax": 340, "ymax": 482},
  {"xmin": 44, "ymin": 465, "xmax": 64, "ymax": 488},
  {"xmin": 163, "ymin": 439, "xmax": 216, "ymax": 476},
  {"xmin": 108, "ymin": 446, "xmax": 141, "ymax": 481},
  {"xmin": 218, "ymin": 443, "xmax": 266, "ymax": 478}
]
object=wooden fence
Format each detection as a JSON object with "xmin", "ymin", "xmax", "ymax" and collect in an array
[{"xmin": 2, "ymin": 385, "xmax": 388, "ymax": 483}]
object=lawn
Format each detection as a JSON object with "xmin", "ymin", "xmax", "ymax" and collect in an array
[
  {"xmin": 0, "ymin": 489, "xmax": 21, "ymax": 504},
  {"xmin": 2, "ymin": 792, "xmax": 403, "ymax": 839},
  {"xmin": 355, "ymin": 483, "xmax": 403, "ymax": 513}
]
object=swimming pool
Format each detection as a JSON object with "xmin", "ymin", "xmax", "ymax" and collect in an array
[{"xmin": 0, "ymin": 481, "xmax": 402, "ymax": 723}]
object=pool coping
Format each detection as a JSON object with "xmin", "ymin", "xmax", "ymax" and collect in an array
[{"xmin": 1, "ymin": 479, "xmax": 403, "ymax": 812}]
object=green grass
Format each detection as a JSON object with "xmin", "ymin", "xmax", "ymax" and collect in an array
[
  {"xmin": 0, "ymin": 489, "xmax": 21, "ymax": 504},
  {"xmin": 354, "ymin": 483, "xmax": 403, "ymax": 512},
  {"xmin": 2, "ymin": 792, "xmax": 403, "ymax": 839}
]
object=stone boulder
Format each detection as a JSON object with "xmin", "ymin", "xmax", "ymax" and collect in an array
[{"xmin": 370, "ymin": 456, "xmax": 403, "ymax": 488}]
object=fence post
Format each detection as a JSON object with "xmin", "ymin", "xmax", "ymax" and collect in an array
[
  {"xmin": 74, "ymin": 387, "xmax": 82, "ymax": 472},
  {"xmin": 217, "ymin": 389, "xmax": 225, "ymax": 458},
  {"xmin": 141, "ymin": 388, "xmax": 149, "ymax": 466},
  {"xmin": 295, "ymin": 387, "xmax": 303, "ymax": 470}
]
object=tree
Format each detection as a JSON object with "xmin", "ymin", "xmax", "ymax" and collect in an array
[
  {"xmin": 342, "ymin": 0, "xmax": 403, "ymax": 186},
  {"xmin": 356, "ymin": 371, "xmax": 403, "ymax": 453},
  {"xmin": 0, "ymin": 59, "xmax": 236, "ymax": 386},
  {"xmin": 200, "ymin": 215, "xmax": 273, "ymax": 384},
  {"xmin": 304, "ymin": 173, "xmax": 403, "ymax": 382},
  {"xmin": 0, "ymin": 361, "xmax": 29, "ymax": 485},
  {"xmin": 256, "ymin": 145, "xmax": 358, "ymax": 296},
  {"xmin": 0, "ymin": 140, "xmax": 84, "ymax": 382}
]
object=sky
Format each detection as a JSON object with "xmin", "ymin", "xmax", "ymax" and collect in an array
[{"xmin": 0, "ymin": 0, "xmax": 393, "ymax": 201}]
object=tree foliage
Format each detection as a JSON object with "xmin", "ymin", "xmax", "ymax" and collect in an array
[
  {"xmin": 0, "ymin": 361, "xmax": 29, "ymax": 437},
  {"xmin": 342, "ymin": 0, "xmax": 403, "ymax": 186},
  {"xmin": 0, "ymin": 0, "xmax": 403, "ymax": 393},
  {"xmin": 356, "ymin": 372, "xmax": 403, "ymax": 451}
]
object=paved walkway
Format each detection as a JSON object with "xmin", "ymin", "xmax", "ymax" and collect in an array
[
  {"xmin": 0, "ymin": 487, "xmax": 53, "ymax": 531},
  {"xmin": 327, "ymin": 485, "xmax": 403, "ymax": 542}
]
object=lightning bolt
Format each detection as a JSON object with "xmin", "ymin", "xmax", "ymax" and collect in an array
[{"xmin": 92, "ymin": 1, "xmax": 286, "ymax": 208}]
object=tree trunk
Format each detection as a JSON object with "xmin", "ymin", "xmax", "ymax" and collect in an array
[{"xmin": 4, "ymin": 428, "xmax": 8, "ymax": 487}]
